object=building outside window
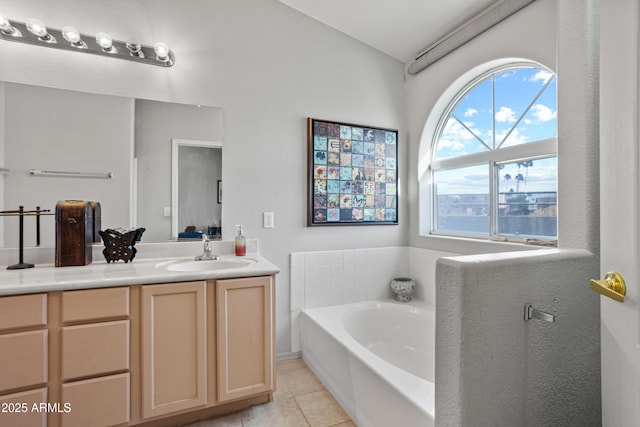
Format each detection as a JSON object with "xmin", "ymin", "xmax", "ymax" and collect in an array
[{"xmin": 430, "ymin": 63, "xmax": 557, "ymax": 243}]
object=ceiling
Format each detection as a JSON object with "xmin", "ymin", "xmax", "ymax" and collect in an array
[{"xmin": 278, "ymin": 0, "xmax": 498, "ymax": 63}]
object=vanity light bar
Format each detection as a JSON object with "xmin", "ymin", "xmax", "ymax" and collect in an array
[{"xmin": 0, "ymin": 16, "xmax": 174, "ymax": 67}]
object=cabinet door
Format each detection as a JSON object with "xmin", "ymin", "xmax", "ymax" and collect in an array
[
  {"xmin": 141, "ymin": 282, "xmax": 207, "ymax": 418},
  {"xmin": 217, "ymin": 276, "xmax": 274, "ymax": 402}
]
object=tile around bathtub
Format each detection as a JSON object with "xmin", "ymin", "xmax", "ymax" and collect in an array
[
  {"xmin": 291, "ymin": 280, "xmax": 305, "ymax": 297},
  {"xmin": 291, "ymin": 266, "xmax": 304, "ymax": 282},
  {"xmin": 342, "ymin": 249, "xmax": 355, "ymax": 265},
  {"xmin": 291, "ymin": 296, "xmax": 304, "ymax": 312},
  {"xmin": 305, "ymin": 252, "xmax": 319, "ymax": 266},
  {"xmin": 317, "ymin": 251, "xmax": 331, "ymax": 266},
  {"xmin": 305, "ymin": 265, "xmax": 319, "ymax": 281},
  {"xmin": 305, "ymin": 294, "xmax": 320, "ymax": 309},
  {"xmin": 291, "ymin": 252, "xmax": 305, "ymax": 268}
]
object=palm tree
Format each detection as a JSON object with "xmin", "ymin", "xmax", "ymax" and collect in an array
[
  {"xmin": 515, "ymin": 173, "xmax": 525, "ymax": 192},
  {"xmin": 516, "ymin": 160, "xmax": 534, "ymax": 190},
  {"xmin": 503, "ymin": 173, "xmax": 512, "ymax": 191}
]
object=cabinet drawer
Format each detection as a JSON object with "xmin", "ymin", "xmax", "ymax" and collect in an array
[
  {"xmin": 61, "ymin": 373, "xmax": 129, "ymax": 427},
  {"xmin": 62, "ymin": 320, "xmax": 129, "ymax": 381},
  {"xmin": 62, "ymin": 287, "xmax": 129, "ymax": 323},
  {"xmin": 0, "ymin": 293, "xmax": 47, "ymax": 332},
  {"xmin": 0, "ymin": 330, "xmax": 47, "ymax": 393},
  {"xmin": 0, "ymin": 387, "xmax": 47, "ymax": 427}
]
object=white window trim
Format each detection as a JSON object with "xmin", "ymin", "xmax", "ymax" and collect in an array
[{"xmin": 422, "ymin": 63, "xmax": 558, "ymax": 246}]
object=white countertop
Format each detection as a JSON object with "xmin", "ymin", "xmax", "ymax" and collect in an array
[{"xmin": 0, "ymin": 253, "xmax": 280, "ymax": 296}]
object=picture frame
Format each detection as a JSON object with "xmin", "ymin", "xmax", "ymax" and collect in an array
[{"xmin": 307, "ymin": 118, "xmax": 398, "ymax": 226}]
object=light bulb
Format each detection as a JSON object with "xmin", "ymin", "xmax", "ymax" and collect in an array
[
  {"xmin": 126, "ymin": 39, "xmax": 143, "ymax": 57},
  {"xmin": 96, "ymin": 32, "xmax": 113, "ymax": 51},
  {"xmin": 0, "ymin": 12, "xmax": 12, "ymax": 32},
  {"xmin": 153, "ymin": 42, "xmax": 169, "ymax": 60},
  {"xmin": 26, "ymin": 18, "xmax": 49, "ymax": 38},
  {"xmin": 61, "ymin": 26, "xmax": 81, "ymax": 44}
]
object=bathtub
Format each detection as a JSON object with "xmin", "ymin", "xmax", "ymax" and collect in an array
[{"xmin": 301, "ymin": 301, "xmax": 435, "ymax": 427}]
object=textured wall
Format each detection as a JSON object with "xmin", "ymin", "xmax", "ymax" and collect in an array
[{"xmin": 436, "ymin": 249, "xmax": 600, "ymax": 426}]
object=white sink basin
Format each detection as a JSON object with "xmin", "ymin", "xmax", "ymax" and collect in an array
[{"xmin": 156, "ymin": 257, "xmax": 256, "ymax": 272}]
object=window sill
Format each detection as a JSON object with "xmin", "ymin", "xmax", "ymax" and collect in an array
[{"xmin": 414, "ymin": 233, "xmax": 550, "ymax": 256}]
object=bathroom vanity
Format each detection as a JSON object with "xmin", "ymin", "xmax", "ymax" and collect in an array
[{"xmin": 0, "ymin": 253, "xmax": 279, "ymax": 427}]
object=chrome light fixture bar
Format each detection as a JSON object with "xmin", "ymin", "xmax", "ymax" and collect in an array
[{"xmin": 0, "ymin": 14, "xmax": 174, "ymax": 67}]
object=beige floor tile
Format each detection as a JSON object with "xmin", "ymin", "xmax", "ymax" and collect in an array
[
  {"xmin": 242, "ymin": 398, "xmax": 310, "ymax": 427},
  {"xmin": 295, "ymin": 389, "xmax": 350, "ymax": 427},
  {"xmin": 279, "ymin": 365, "xmax": 325, "ymax": 396},
  {"xmin": 277, "ymin": 358, "xmax": 307, "ymax": 372},
  {"xmin": 273, "ymin": 374, "xmax": 293, "ymax": 401}
]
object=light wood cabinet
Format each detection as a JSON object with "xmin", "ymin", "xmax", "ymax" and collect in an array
[
  {"xmin": 0, "ymin": 387, "xmax": 48, "ymax": 427},
  {"xmin": 61, "ymin": 320, "xmax": 129, "ymax": 381},
  {"xmin": 0, "ymin": 274, "xmax": 275, "ymax": 427},
  {"xmin": 61, "ymin": 373, "xmax": 129, "ymax": 427},
  {"xmin": 216, "ymin": 276, "xmax": 274, "ymax": 402},
  {"xmin": 140, "ymin": 281, "xmax": 207, "ymax": 419},
  {"xmin": 0, "ymin": 293, "xmax": 48, "ymax": 427},
  {"xmin": 60, "ymin": 287, "xmax": 130, "ymax": 427}
]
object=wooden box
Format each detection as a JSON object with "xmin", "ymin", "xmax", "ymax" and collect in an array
[
  {"xmin": 91, "ymin": 201, "xmax": 101, "ymax": 243},
  {"xmin": 55, "ymin": 200, "xmax": 93, "ymax": 267}
]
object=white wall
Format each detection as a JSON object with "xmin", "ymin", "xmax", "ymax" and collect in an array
[
  {"xmin": 0, "ymin": 0, "xmax": 405, "ymax": 353},
  {"xmin": 405, "ymin": 0, "xmax": 599, "ymax": 255}
]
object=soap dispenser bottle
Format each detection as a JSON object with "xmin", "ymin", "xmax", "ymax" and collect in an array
[{"xmin": 235, "ymin": 224, "xmax": 246, "ymax": 256}]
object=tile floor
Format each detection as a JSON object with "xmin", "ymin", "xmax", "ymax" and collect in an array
[{"xmin": 184, "ymin": 358, "xmax": 354, "ymax": 427}]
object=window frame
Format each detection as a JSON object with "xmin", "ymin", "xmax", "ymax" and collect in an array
[{"xmin": 429, "ymin": 63, "xmax": 558, "ymax": 245}]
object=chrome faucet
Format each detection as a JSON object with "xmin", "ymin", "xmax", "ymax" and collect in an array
[{"xmin": 195, "ymin": 234, "xmax": 219, "ymax": 261}]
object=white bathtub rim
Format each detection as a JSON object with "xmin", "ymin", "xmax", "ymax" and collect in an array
[{"xmin": 302, "ymin": 300, "xmax": 435, "ymax": 418}]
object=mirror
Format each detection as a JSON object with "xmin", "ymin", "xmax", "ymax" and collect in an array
[
  {"xmin": 0, "ymin": 82, "xmax": 223, "ymax": 248},
  {"xmin": 171, "ymin": 139, "xmax": 222, "ymax": 240}
]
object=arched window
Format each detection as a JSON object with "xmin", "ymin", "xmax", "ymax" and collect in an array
[{"xmin": 431, "ymin": 63, "xmax": 557, "ymax": 242}]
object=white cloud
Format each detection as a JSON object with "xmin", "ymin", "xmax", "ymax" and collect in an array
[
  {"xmin": 495, "ymin": 106, "xmax": 517, "ymax": 123},
  {"xmin": 464, "ymin": 108, "xmax": 478, "ymax": 118},
  {"xmin": 530, "ymin": 103, "xmax": 556, "ymax": 122},
  {"xmin": 436, "ymin": 118, "xmax": 483, "ymax": 156},
  {"xmin": 497, "ymin": 128, "xmax": 528, "ymax": 148},
  {"xmin": 529, "ymin": 70, "xmax": 553, "ymax": 84}
]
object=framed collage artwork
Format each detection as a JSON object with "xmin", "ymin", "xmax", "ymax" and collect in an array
[{"xmin": 307, "ymin": 118, "xmax": 398, "ymax": 226}]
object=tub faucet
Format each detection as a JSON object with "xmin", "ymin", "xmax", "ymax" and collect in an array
[{"xmin": 195, "ymin": 234, "xmax": 219, "ymax": 261}]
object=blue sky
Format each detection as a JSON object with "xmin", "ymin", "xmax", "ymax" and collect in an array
[{"xmin": 434, "ymin": 67, "xmax": 557, "ymax": 195}]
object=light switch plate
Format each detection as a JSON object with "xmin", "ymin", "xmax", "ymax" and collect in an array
[
  {"xmin": 263, "ymin": 212, "xmax": 274, "ymax": 228},
  {"xmin": 163, "ymin": 207, "xmax": 171, "ymax": 217}
]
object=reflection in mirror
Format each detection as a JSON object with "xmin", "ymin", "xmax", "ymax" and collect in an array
[
  {"xmin": 0, "ymin": 82, "xmax": 224, "ymax": 248},
  {"xmin": 134, "ymin": 99, "xmax": 223, "ymax": 242},
  {"xmin": 171, "ymin": 139, "xmax": 222, "ymax": 240}
]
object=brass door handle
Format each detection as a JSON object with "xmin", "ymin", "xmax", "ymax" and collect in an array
[{"xmin": 590, "ymin": 272, "xmax": 626, "ymax": 302}]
